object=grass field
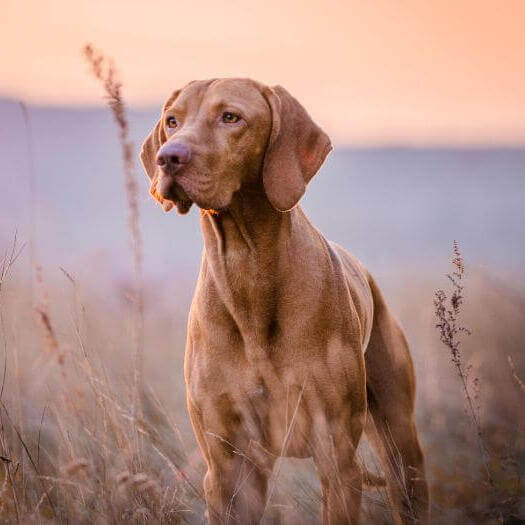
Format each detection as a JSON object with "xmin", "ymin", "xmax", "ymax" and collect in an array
[{"xmin": 0, "ymin": 238, "xmax": 523, "ymax": 523}]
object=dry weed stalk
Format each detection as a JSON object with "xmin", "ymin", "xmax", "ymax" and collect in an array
[
  {"xmin": 18, "ymin": 102, "xmax": 37, "ymax": 304},
  {"xmin": 0, "ymin": 233, "xmax": 25, "ymax": 299},
  {"xmin": 0, "ymin": 234, "xmax": 27, "ymax": 507},
  {"xmin": 507, "ymin": 355, "xmax": 525, "ymax": 394},
  {"xmin": 82, "ymin": 44, "xmax": 144, "ymax": 423},
  {"xmin": 434, "ymin": 241, "xmax": 493, "ymax": 487},
  {"xmin": 35, "ymin": 266, "xmax": 60, "ymax": 358}
]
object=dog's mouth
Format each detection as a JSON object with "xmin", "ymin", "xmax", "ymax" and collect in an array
[
  {"xmin": 170, "ymin": 199, "xmax": 193, "ymax": 215},
  {"xmin": 158, "ymin": 177, "xmax": 193, "ymax": 215}
]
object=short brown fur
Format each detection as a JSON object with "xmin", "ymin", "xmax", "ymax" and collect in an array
[{"xmin": 141, "ymin": 78, "xmax": 429, "ymax": 524}]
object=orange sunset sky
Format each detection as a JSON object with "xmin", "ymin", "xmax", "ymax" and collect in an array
[{"xmin": 2, "ymin": 0, "xmax": 525, "ymax": 145}]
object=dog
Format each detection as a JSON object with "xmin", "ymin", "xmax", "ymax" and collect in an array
[{"xmin": 141, "ymin": 78, "xmax": 429, "ymax": 524}]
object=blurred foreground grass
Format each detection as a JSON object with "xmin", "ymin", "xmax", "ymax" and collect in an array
[{"xmin": 0, "ymin": 245, "xmax": 523, "ymax": 523}]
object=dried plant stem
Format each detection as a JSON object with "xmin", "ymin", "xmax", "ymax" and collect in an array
[
  {"xmin": 18, "ymin": 103, "xmax": 37, "ymax": 501},
  {"xmin": 0, "ymin": 235, "xmax": 27, "ymax": 501},
  {"xmin": 82, "ymin": 44, "xmax": 144, "ymax": 428},
  {"xmin": 434, "ymin": 241, "xmax": 493, "ymax": 487},
  {"xmin": 0, "ymin": 234, "xmax": 25, "ymax": 299},
  {"xmin": 18, "ymin": 102, "xmax": 37, "ymax": 307},
  {"xmin": 508, "ymin": 355, "xmax": 525, "ymax": 394},
  {"xmin": 1, "ymin": 401, "xmax": 57, "ymax": 519},
  {"xmin": 1, "ymin": 457, "xmax": 20, "ymax": 523}
]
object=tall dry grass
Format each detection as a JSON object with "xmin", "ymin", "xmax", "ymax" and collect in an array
[
  {"xmin": 434, "ymin": 242, "xmax": 492, "ymax": 487},
  {"xmin": 0, "ymin": 250, "xmax": 206, "ymax": 523},
  {"xmin": 83, "ymin": 44, "xmax": 145, "ymax": 431},
  {"xmin": 433, "ymin": 242, "xmax": 524, "ymax": 523},
  {"xmin": 1, "ymin": 239, "xmax": 524, "ymax": 523}
]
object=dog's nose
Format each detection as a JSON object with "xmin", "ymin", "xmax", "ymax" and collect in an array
[{"xmin": 156, "ymin": 142, "xmax": 191, "ymax": 171}]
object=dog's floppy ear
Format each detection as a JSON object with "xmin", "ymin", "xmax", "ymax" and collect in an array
[
  {"xmin": 261, "ymin": 86, "xmax": 332, "ymax": 212},
  {"xmin": 140, "ymin": 90, "xmax": 180, "ymax": 211}
]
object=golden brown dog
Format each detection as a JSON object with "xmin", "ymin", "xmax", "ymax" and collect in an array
[{"xmin": 141, "ymin": 78, "xmax": 429, "ymax": 524}]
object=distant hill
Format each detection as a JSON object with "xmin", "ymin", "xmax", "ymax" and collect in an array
[{"xmin": 2, "ymin": 98, "xmax": 524, "ymax": 294}]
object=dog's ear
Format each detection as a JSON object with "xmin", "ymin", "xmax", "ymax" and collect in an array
[
  {"xmin": 140, "ymin": 90, "xmax": 180, "ymax": 210},
  {"xmin": 261, "ymin": 86, "xmax": 332, "ymax": 212}
]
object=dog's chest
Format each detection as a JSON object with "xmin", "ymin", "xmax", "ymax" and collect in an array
[
  {"xmin": 187, "ymin": 330, "xmax": 360, "ymax": 457},
  {"xmin": 189, "ymin": 356, "xmax": 315, "ymax": 456}
]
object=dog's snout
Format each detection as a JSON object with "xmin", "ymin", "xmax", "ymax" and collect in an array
[{"xmin": 156, "ymin": 142, "xmax": 191, "ymax": 171}]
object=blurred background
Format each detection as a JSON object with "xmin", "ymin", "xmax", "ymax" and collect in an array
[{"xmin": 1, "ymin": 1, "xmax": 524, "ymax": 522}]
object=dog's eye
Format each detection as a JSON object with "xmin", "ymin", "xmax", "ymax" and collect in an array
[
  {"xmin": 222, "ymin": 112, "xmax": 240, "ymax": 124},
  {"xmin": 166, "ymin": 116, "xmax": 178, "ymax": 129}
]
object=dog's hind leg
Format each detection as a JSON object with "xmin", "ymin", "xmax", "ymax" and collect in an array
[{"xmin": 364, "ymin": 277, "xmax": 430, "ymax": 524}]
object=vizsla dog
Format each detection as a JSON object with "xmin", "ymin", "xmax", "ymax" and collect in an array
[{"xmin": 141, "ymin": 79, "xmax": 429, "ymax": 524}]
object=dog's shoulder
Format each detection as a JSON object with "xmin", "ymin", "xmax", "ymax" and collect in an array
[{"xmin": 328, "ymin": 241, "xmax": 370, "ymax": 285}]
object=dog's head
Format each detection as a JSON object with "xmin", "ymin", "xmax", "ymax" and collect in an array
[{"xmin": 141, "ymin": 78, "xmax": 332, "ymax": 214}]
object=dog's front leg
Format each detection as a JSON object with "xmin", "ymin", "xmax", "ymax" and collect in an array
[
  {"xmin": 309, "ymin": 391, "xmax": 367, "ymax": 525},
  {"xmin": 187, "ymin": 399, "xmax": 272, "ymax": 524},
  {"xmin": 203, "ymin": 456, "xmax": 270, "ymax": 525},
  {"xmin": 314, "ymin": 434, "xmax": 364, "ymax": 524}
]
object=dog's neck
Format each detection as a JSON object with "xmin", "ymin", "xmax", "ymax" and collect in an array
[
  {"xmin": 200, "ymin": 180, "xmax": 295, "ymax": 257},
  {"xmin": 198, "ymin": 181, "xmax": 303, "ymax": 347}
]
